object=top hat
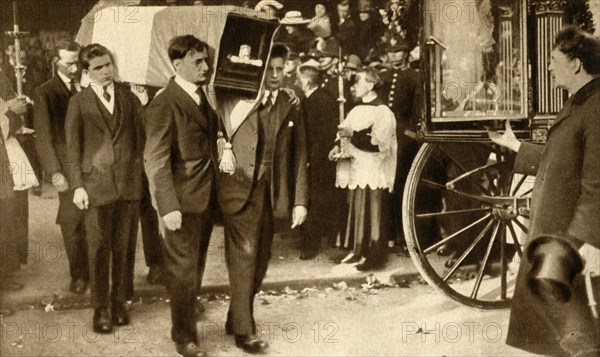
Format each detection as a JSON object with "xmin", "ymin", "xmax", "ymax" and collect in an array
[
  {"xmin": 344, "ymin": 54, "xmax": 362, "ymax": 70},
  {"xmin": 526, "ymin": 235, "xmax": 584, "ymax": 303},
  {"xmin": 280, "ymin": 11, "xmax": 311, "ymax": 25}
]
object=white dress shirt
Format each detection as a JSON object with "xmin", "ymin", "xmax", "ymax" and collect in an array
[
  {"xmin": 174, "ymin": 74, "xmax": 201, "ymax": 105},
  {"xmin": 57, "ymin": 71, "xmax": 80, "ymax": 93},
  {"xmin": 90, "ymin": 82, "xmax": 115, "ymax": 115}
]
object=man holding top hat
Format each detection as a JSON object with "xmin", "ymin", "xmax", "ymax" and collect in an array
[{"xmin": 489, "ymin": 26, "xmax": 600, "ymax": 357}]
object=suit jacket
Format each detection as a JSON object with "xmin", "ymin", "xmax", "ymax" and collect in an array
[
  {"xmin": 64, "ymin": 82, "xmax": 145, "ymax": 206},
  {"xmin": 217, "ymin": 91, "xmax": 309, "ymax": 219},
  {"xmin": 506, "ymin": 78, "xmax": 600, "ymax": 355},
  {"xmin": 34, "ymin": 75, "xmax": 73, "ymax": 176},
  {"xmin": 144, "ymin": 78, "xmax": 217, "ymax": 216}
]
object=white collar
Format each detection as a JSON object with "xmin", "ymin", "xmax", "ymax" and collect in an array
[
  {"xmin": 56, "ymin": 71, "xmax": 73, "ymax": 86},
  {"xmin": 304, "ymin": 86, "xmax": 317, "ymax": 98},
  {"xmin": 175, "ymin": 74, "xmax": 201, "ymax": 100},
  {"xmin": 263, "ymin": 89, "xmax": 279, "ymax": 104},
  {"xmin": 89, "ymin": 81, "xmax": 114, "ymax": 96}
]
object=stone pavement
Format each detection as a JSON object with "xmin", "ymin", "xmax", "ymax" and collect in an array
[{"xmin": 1, "ymin": 185, "xmax": 420, "ymax": 313}]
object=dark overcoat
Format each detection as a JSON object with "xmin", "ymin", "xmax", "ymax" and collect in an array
[{"xmin": 506, "ymin": 78, "xmax": 600, "ymax": 355}]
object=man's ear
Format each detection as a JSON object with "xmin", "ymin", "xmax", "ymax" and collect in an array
[
  {"xmin": 171, "ymin": 59, "xmax": 181, "ymax": 72},
  {"xmin": 573, "ymin": 57, "xmax": 582, "ymax": 74}
]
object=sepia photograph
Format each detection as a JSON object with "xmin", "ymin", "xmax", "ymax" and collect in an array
[{"xmin": 1, "ymin": 0, "xmax": 599, "ymax": 356}]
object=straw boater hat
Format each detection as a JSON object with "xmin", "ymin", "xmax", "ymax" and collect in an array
[{"xmin": 280, "ymin": 11, "xmax": 311, "ymax": 25}]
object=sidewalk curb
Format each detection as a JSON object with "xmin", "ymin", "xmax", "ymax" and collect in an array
[{"xmin": 3, "ymin": 271, "xmax": 421, "ymax": 313}]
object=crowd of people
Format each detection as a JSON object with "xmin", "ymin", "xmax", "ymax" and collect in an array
[
  {"xmin": 2, "ymin": 0, "xmax": 597, "ymax": 356},
  {"xmin": 0, "ymin": 1, "xmax": 421, "ymax": 356}
]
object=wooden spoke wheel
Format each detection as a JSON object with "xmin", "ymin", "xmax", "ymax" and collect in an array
[{"xmin": 402, "ymin": 142, "xmax": 532, "ymax": 309}]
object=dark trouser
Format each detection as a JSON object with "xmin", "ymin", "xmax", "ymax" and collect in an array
[
  {"xmin": 223, "ymin": 180, "xmax": 273, "ymax": 336},
  {"xmin": 300, "ymin": 185, "xmax": 346, "ymax": 254},
  {"xmin": 140, "ymin": 174, "xmax": 162, "ymax": 267},
  {"xmin": 85, "ymin": 200, "xmax": 139, "ymax": 309},
  {"xmin": 162, "ymin": 211, "xmax": 213, "ymax": 345},
  {"xmin": 57, "ymin": 191, "xmax": 88, "ymax": 281},
  {"xmin": 0, "ymin": 191, "xmax": 28, "ymax": 276}
]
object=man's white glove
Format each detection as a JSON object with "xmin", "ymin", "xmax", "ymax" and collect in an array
[{"xmin": 579, "ymin": 243, "xmax": 600, "ymax": 277}]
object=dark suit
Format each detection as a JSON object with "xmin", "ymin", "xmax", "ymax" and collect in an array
[
  {"xmin": 300, "ymin": 87, "xmax": 346, "ymax": 252},
  {"xmin": 144, "ymin": 78, "xmax": 217, "ymax": 345},
  {"xmin": 65, "ymin": 83, "xmax": 144, "ymax": 309},
  {"xmin": 217, "ymin": 91, "xmax": 308, "ymax": 335},
  {"xmin": 34, "ymin": 75, "xmax": 88, "ymax": 283},
  {"xmin": 506, "ymin": 78, "xmax": 600, "ymax": 356}
]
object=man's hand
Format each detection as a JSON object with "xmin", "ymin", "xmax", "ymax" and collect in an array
[
  {"xmin": 163, "ymin": 210, "xmax": 182, "ymax": 231},
  {"xmin": 579, "ymin": 243, "xmax": 600, "ymax": 277},
  {"xmin": 6, "ymin": 97, "xmax": 28, "ymax": 116},
  {"xmin": 73, "ymin": 187, "xmax": 89, "ymax": 210},
  {"xmin": 291, "ymin": 205, "xmax": 307, "ymax": 229},
  {"xmin": 51, "ymin": 172, "xmax": 69, "ymax": 192},
  {"xmin": 337, "ymin": 125, "xmax": 353, "ymax": 138},
  {"xmin": 282, "ymin": 88, "xmax": 300, "ymax": 106},
  {"xmin": 328, "ymin": 145, "xmax": 340, "ymax": 161},
  {"xmin": 488, "ymin": 120, "xmax": 521, "ymax": 152}
]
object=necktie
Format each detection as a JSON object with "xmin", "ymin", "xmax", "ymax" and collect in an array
[
  {"xmin": 68, "ymin": 81, "xmax": 76, "ymax": 95},
  {"xmin": 262, "ymin": 92, "xmax": 273, "ymax": 112},
  {"xmin": 102, "ymin": 87, "xmax": 111, "ymax": 102},
  {"xmin": 195, "ymin": 86, "xmax": 203, "ymax": 106}
]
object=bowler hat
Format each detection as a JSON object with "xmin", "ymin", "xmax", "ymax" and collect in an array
[
  {"xmin": 526, "ymin": 235, "xmax": 584, "ymax": 303},
  {"xmin": 344, "ymin": 54, "xmax": 362, "ymax": 70}
]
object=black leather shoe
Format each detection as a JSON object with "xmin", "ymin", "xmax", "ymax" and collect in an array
[
  {"xmin": 93, "ymin": 308, "xmax": 112, "ymax": 333},
  {"xmin": 146, "ymin": 265, "xmax": 163, "ymax": 285},
  {"xmin": 70, "ymin": 278, "xmax": 88, "ymax": 294},
  {"xmin": 235, "ymin": 334, "xmax": 268, "ymax": 354},
  {"xmin": 111, "ymin": 303, "xmax": 130, "ymax": 326},
  {"xmin": 299, "ymin": 250, "xmax": 318, "ymax": 260},
  {"xmin": 176, "ymin": 342, "xmax": 207, "ymax": 357}
]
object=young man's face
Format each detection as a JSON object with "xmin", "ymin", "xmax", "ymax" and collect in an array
[
  {"xmin": 85, "ymin": 54, "xmax": 114, "ymax": 87},
  {"xmin": 173, "ymin": 48, "xmax": 210, "ymax": 85},
  {"xmin": 352, "ymin": 73, "xmax": 372, "ymax": 98},
  {"xmin": 337, "ymin": 5, "xmax": 349, "ymax": 19},
  {"xmin": 55, "ymin": 49, "xmax": 80, "ymax": 80},
  {"xmin": 387, "ymin": 50, "xmax": 407, "ymax": 66},
  {"xmin": 266, "ymin": 56, "xmax": 285, "ymax": 91},
  {"xmin": 284, "ymin": 59, "xmax": 298, "ymax": 75}
]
